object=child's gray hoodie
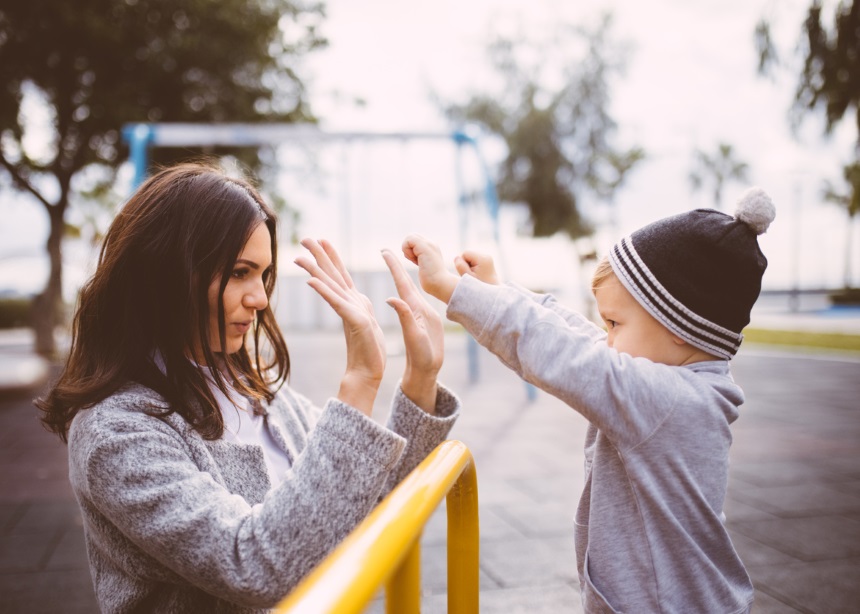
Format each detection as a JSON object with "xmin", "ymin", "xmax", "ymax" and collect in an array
[{"xmin": 448, "ymin": 274, "xmax": 754, "ymax": 614}]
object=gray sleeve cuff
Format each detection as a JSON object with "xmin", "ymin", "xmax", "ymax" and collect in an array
[
  {"xmin": 447, "ymin": 274, "xmax": 501, "ymax": 341},
  {"xmin": 382, "ymin": 382, "xmax": 461, "ymax": 489},
  {"xmin": 315, "ymin": 398, "xmax": 407, "ymax": 471},
  {"xmin": 390, "ymin": 382, "xmax": 460, "ymax": 427}
]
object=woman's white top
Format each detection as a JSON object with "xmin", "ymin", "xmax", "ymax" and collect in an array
[
  {"xmin": 209, "ymin": 379, "xmax": 293, "ymax": 488},
  {"xmin": 153, "ymin": 352, "xmax": 293, "ymax": 488}
]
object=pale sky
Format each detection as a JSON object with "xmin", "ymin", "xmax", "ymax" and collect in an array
[
  {"xmin": 290, "ymin": 0, "xmax": 858, "ymax": 292},
  {"xmin": 1, "ymin": 0, "xmax": 857, "ymax": 299}
]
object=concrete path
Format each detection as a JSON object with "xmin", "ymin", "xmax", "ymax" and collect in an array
[{"xmin": 1, "ymin": 329, "xmax": 859, "ymax": 613}]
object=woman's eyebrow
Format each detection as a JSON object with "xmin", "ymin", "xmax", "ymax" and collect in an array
[{"xmin": 235, "ymin": 258, "xmax": 265, "ymax": 269}]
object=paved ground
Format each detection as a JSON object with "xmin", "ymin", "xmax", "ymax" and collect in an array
[{"xmin": 1, "ymin": 325, "xmax": 859, "ymax": 613}]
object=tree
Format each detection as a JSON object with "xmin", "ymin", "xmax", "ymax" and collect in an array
[
  {"xmin": 0, "ymin": 0, "xmax": 325, "ymax": 356},
  {"xmin": 755, "ymin": 1, "xmax": 860, "ymax": 147},
  {"xmin": 822, "ymin": 160, "xmax": 860, "ymax": 288},
  {"xmin": 688, "ymin": 142, "xmax": 750, "ymax": 210},
  {"xmin": 443, "ymin": 14, "xmax": 644, "ymax": 240}
]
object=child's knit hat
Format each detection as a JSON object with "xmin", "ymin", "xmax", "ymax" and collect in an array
[{"xmin": 608, "ymin": 188, "xmax": 775, "ymax": 360}]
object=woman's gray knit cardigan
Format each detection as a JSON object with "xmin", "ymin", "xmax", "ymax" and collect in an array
[{"xmin": 67, "ymin": 381, "xmax": 460, "ymax": 613}]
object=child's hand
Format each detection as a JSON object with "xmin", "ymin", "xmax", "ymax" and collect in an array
[
  {"xmin": 401, "ymin": 234, "xmax": 460, "ymax": 304},
  {"xmin": 454, "ymin": 250, "xmax": 499, "ymax": 285}
]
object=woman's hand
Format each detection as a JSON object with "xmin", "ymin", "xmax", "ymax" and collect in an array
[
  {"xmin": 382, "ymin": 248, "xmax": 444, "ymax": 414},
  {"xmin": 295, "ymin": 239, "xmax": 385, "ymax": 417}
]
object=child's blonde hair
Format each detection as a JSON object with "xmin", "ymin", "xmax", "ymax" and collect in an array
[{"xmin": 591, "ymin": 256, "xmax": 616, "ymax": 293}]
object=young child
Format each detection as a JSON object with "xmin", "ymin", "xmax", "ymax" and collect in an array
[{"xmin": 402, "ymin": 187, "xmax": 776, "ymax": 613}]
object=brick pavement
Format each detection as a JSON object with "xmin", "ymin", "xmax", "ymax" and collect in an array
[{"xmin": 1, "ymin": 330, "xmax": 859, "ymax": 613}]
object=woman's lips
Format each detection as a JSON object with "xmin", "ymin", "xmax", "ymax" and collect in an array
[{"xmin": 231, "ymin": 322, "xmax": 251, "ymax": 334}]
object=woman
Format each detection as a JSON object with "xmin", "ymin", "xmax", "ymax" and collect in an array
[{"xmin": 36, "ymin": 162, "xmax": 459, "ymax": 612}]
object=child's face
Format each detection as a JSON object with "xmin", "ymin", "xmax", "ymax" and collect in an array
[{"xmin": 594, "ymin": 275, "xmax": 689, "ymax": 366}]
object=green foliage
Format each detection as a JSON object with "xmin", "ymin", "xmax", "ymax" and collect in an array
[
  {"xmin": 822, "ymin": 160, "xmax": 860, "ymax": 288},
  {"xmin": 743, "ymin": 327, "xmax": 860, "ymax": 353},
  {"xmin": 754, "ymin": 19, "xmax": 779, "ymax": 77},
  {"xmin": 444, "ymin": 14, "xmax": 644, "ymax": 239},
  {"xmin": 822, "ymin": 160, "xmax": 860, "ymax": 219},
  {"xmin": 688, "ymin": 142, "xmax": 750, "ymax": 210},
  {"xmin": 796, "ymin": 1, "xmax": 860, "ymax": 137},
  {"xmin": 0, "ymin": 0, "xmax": 325, "ymax": 178},
  {"xmin": 0, "ymin": 297, "xmax": 31, "ymax": 329},
  {"xmin": 0, "ymin": 0, "xmax": 326, "ymax": 353},
  {"xmin": 755, "ymin": 2, "xmax": 860, "ymax": 142},
  {"xmin": 755, "ymin": 5, "xmax": 859, "ymax": 289},
  {"xmin": 829, "ymin": 287, "xmax": 860, "ymax": 304}
]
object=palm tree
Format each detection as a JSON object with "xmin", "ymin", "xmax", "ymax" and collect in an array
[
  {"xmin": 822, "ymin": 161, "xmax": 860, "ymax": 289},
  {"xmin": 689, "ymin": 142, "xmax": 750, "ymax": 210}
]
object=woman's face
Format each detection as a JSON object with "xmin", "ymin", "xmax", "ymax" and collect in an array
[{"xmin": 206, "ymin": 222, "xmax": 273, "ymax": 356}]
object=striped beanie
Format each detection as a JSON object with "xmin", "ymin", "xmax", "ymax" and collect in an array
[{"xmin": 608, "ymin": 188, "xmax": 775, "ymax": 359}]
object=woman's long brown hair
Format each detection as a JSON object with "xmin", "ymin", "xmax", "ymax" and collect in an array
[{"xmin": 36, "ymin": 162, "xmax": 290, "ymax": 442}]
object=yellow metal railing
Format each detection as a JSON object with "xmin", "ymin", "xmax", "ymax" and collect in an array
[{"xmin": 275, "ymin": 440, "xmax": 479, "ymax": 614}]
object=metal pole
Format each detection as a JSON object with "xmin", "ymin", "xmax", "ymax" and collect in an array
[
  {"xmin": 452, "ymin": 131, "xmax": 481, "ymax": 384},
  {"xmin": 385, "ymin": 537, "xmax": 421, "ymax": 613},
  {"xmin": 122, "ymin": 124, "xmax": 154, "ymax": 190},
  {"xmin": 447, "ymin": 457, "xmax": 480, "ymax": 614},
  {"xmin": 790, "ymin": 181, "xmax": 801, "ymax": 312}
]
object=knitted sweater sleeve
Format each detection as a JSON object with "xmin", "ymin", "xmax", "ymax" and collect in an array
[
  {"xmin": 383, "ymin": 383, "xmax": 460, "ymax": 490},
  {"xmin": 277, "ymin": 382, "xmax": 461, "ymax": 495},
  {"xmin": 70, "ymin": 395, "xmax": 406, "ymax": 608}
]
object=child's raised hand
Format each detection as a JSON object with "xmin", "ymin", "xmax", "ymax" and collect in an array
[
  {"xmin": 401, "ymin": 234, "xmax": 460, "ymax": 304},
  {"xmin": 454, "ymin": 250, "xmax": 499, "ymax": 285}
]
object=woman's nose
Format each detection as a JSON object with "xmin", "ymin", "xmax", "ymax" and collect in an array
[{"xmin": 244, "ymin": 280, "xmax": 268, "ymax": 311}]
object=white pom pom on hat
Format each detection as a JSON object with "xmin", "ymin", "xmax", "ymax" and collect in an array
[{"xmin": 734, "ymin": 187, "xmax": 775, "ymax": 235}]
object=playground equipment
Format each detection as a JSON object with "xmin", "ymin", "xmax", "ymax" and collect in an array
[
  {"xmin": 122, "ymin": 122, "xmax": 533, "ymax": 397},
  {"xmin": 121, "ymin": 122, "xmax": 499, "ymax": 239},
  {"xmin": 274, "ymin": 440, "xmax": 479, "ymax": 613}
]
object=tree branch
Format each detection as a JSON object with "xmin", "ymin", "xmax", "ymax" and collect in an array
[{"xmin": 0, "ymin": 151, "xmax": 55, "ymax": 210}]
